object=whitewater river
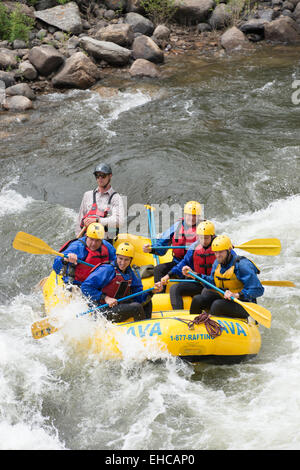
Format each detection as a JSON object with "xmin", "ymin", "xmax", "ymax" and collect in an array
[{"xmin": 0, "ymin": 44, "xmax": 300, "ymax": 451}]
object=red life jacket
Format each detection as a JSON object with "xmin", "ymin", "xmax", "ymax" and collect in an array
[
  {"xmin": 80, "ymin": 189, "xmax": 117, "ymax": 228},
  {"xmin": 172, "ymin": 219, "xmax": 198, "ymax": 259},
  {"xmin": 75, "ymin": 242, "xmax": 111, "ymax": 283},
  {"xmin": 101, "ymin": 265, "xmax": 132, "ymax": 302},
  {"xmin": 192, "ymin": 242, "xmax": 216, "ymax": 275},
  {"xmin": 59, "ymin": 239, "xmax": 110, "ymax": 283}
]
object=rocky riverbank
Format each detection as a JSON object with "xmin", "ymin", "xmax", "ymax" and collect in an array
[{"xmin": 1, "ymin": 0, "xmax": 300, "ymax": 112}]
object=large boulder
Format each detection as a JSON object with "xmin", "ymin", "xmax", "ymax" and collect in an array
[
  {"xmin": 28, "ymin": 45, "xmax": 64, "ymax": 76},
  {"xmin": 173, "ymin": 0, "xmax": 215, "ymax": 24},
  {"xmin": 52, "ymin": 52, "xmax": 100, "ymax": 89},
  {"xmin": 124, "ymin": 12, "xmax": 155, "ymax": 35},
  {"xmin": 3, "ymin": 95, "xmax": 33, "ymax": 111},
  {"xmin": 220, "ymin": 26, "xmax": 250, "ymax": 50},
  {"xmin": 129, "ymin": 58, "xmax": 161, "ymax": 78},
  {"xmin": 95, "ymin": 24, "xmax": 135, "ymax": 47},
  {"xmin": 132, "ymin": 35, "xmax": 164, "ymax": 63},
  {"xmin": 79, "ymin": 37, "xmax": 132, "ymax": 66},
  {"xmin": 34, "ymin": 2, "xmax": 82, "ymax": 34},
  {"xmin": 0, "ymin": 49, "xmax": 18, "ymax": 70},
  {"xmin": 265, "ymin": 16, "xmax": 300, "ymax": 42}
]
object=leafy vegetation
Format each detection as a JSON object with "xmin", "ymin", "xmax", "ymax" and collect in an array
[
  {"xmin": 0, "ymin": 2, "xmax": 35, "ymax": 42},
  {"xmin": 140, "ymin": 0, "xmax": 178, "ymax": 25}
]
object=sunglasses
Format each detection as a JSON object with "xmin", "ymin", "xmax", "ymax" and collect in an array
[{"xmin": 95, "ymin": 173, "xmax": 109, "ymax": 179}]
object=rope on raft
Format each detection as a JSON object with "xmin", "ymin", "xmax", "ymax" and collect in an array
[{"xmin": 187, "ymin": 312, "xmax": 224, "ymax": 339}]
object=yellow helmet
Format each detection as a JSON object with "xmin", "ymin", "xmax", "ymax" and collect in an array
[
  {"xmin": 86, "ymin": 222, "xmax": 105, "ymax": 240},
  {"xmin": 116, "ymin": 242, "xmax": 135, "ymax": 258},
  {"xmin": 211, "ymin": 235, "xmax": 232, "ymax": 252},
  {"xmin": 184, "ymin": 200, "xmax": 202, "ymax": 216},
  {"xmin": 196, "ymin": 220, "xmax": 215, "ymax": 236}
]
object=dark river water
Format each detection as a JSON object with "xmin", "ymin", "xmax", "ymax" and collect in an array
[{"xmin": 0, "ymin": 44, "xmax": 300, "ymax": 450}]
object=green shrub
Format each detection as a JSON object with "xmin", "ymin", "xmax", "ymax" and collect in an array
[
  {"xmin": 0, "ymin": 2, "xmax": 35, "ymax": 42},
  {"xmin": 0, "ymin": 2, "xmax": 10, "ymax": 39},
  {"xmin": 140, "ymin": 0, "xmax": 178, "ymax": 25}
]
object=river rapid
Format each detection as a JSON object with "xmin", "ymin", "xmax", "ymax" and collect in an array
[{"xmin": 0, "ymin": 44, "xmax": 300, "ymax": 451}]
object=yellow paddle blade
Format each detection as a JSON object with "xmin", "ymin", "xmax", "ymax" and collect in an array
[
  {"xmin": 144, "ymin": 204, "xmax": 156, "ymax": 211},
  {"xmin": 262, "ymin": 280, "xmax": 296, "ymax": 287},
  {"xmin": 31, "ymin": 317, "xmax": 59, "ymax": 339},
  {"xmin": 234, "ymin": 298, "xmax": 271, "ymax": 328},
  {"xmin": 13, "ymin": 232, "xmax": 62, "ymax": 257},
  {"xmin": 235, "ymin": 238, "xmax": 281, "ymax": 256}
]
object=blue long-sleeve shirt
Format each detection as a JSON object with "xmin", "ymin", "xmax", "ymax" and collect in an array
[
  {"xmin": 168, "ymin": 240, "xmax": 199, "ymax": 278},
  {"xmin": 150, "ymin": 220, "xmax": 182, "ymax": 262},
  {"xmin": 81, "ymin": 261, "xmax": 149, "ymax": 305},
  {"xmin": 201, "ymin": 251, "xmax": 264, "ymax": 302},
  {"xmin": 53, "ymin": 236, "xmax": 116, "ymax": 284}
]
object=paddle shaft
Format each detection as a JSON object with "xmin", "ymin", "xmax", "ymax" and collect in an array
[
  {"xmin": 187, "ymin": 270, "xmax": 243, "ymax": 300},
  {"xmin": 168, "ymin": 279, "xmax": 295, "ymax": 287},
  {"xmin": 77, "ymin": 287, "xmax": 155, "ymax": 317},
  {"xmin": 145, "ymin": 205, "xmax": 160, "ymax": 265}
]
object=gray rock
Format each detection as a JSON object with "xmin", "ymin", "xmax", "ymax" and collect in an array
[
  {"xmin": 173, "ymin": 0, "xmax": 215, "ymax": 24},
  {"xmin": 240, "ymin": 18, "xmax": 269, "ymax": 35},
  {"xmin": 3, "ymin": 95, "xmax": 33, "ymax": 111},
  {"xmin": 79, "ymin": 36, "xmax": 132, "ymax": 66},
  {"xmin": 265, "ymin": 16, "xmax": 300, "ymax": 42},
  {"xmin": 132, "ymin": 35, "xmax": 164, "ymax": 63},
  {"xmin": 153, "ymin": 25, "xmax": 170, "ymax": 41},
  {"xmin": 95, "ymin": 23, "xmax": 135, "ymax": 47},
  {"xmin": 0, "ymin": 71, "xmax": 15, "ymax": 87},
  {"xmin": 52, "ymin": 52, "xmax": 100, "ymax": 89},
  {"xmin": 0, "ymin": 49, "xmax": 18, "ymax": 69},
  {"xmin": 28, "ymin": 45, "xmax": 64, "ymax": 76},
  {"xmin": 220, "ymin": 26, "xmax": 250, "ymax": 50},
  {"xmin": 6, "ymin": 83, "xmax": 36, "ymax": 100},
  {"xmin": 197, "ymin": 23, "xmax": 212, "ymax": 33},
  {"xmin": 129, "ymin": 58, "xmax": 161, "ymax": 77},
  {"xmin": 34, "ymin": 2, "xmax": 83, "ymax": 35},
  {"xmin": 209, "ymin": 3, "xmax": 233, "ymax": 30},
  {"xmin": 12, "ymin": 40, "xmax": 27, "ymax": 50},
  {"xmin": 16, "ymin": 60, "xmax": 38, "ymax": 80},
  {"xmin": 124, "ymin": 12, "xmax": 154, "ymax": 35}
]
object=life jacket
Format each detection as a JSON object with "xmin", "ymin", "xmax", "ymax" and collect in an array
[
  {"xmin": 80, "ymin": 189, "xmax": 118, "ymax": 230},
  {"xmin": 101, "ymin": 264, "xmax": 132, "ymax": 302},
  {"xmin": 214, "ymin": 256, "xmax": 260, "ymax": 293},
  {"xmin": 59, "ymin": 239, "xmax": 110, "ymax": 283},
  {"xmin": 192, "ymin": 242, "xmax": 216, "ymax": 275},
  {"xmin": 172, "ymin": 219, "xmax": 198, "ymax": 259}
]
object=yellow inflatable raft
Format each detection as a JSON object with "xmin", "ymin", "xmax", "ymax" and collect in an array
[{"xmin": 41, "ymin": 269, "xmax": 261, "ymax": 364}]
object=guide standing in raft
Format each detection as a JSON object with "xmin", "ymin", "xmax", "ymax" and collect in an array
[{"xmin": 75, "ymin": 163, "xmax": 125, "ymax": 243}]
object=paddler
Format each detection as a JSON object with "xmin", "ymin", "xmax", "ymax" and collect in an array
[
  {"xmin": 186, "ymin": 235, "xmax": 264, "ymax": 318},
  {"xmin": 81, "ymin": 242, "xmax": 163, "ymax": 322},
  {"xmin": 53, "ymin": 222, "xmax": 116, "ymax": 286},
  {"xmin": 142, "ymin": 200, "xmax": 202, "ymax": 286},
  {"xmin": 75, "ymin": 163, "xmax": 125, "ymax": 243},
  {"xmin": 160, "ymin": 220, "xmax": 216, "ymax": 309}
]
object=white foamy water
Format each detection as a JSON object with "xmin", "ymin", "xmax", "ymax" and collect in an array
[
  {"xmin": 1, "ymin": 193, "xmax": 299, "ymax": 450},
  {"xmin": 0, "ymin": 178, "xmax": 34, "ymax": 217}
]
